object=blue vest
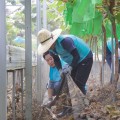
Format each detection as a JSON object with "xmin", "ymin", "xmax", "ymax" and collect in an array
[
  {"xmin": 49, "ymin": 67, "xmax": 61, "ymax": 82},
  {"xmin": 107, "ymin": 39, "xmax": 120, "ymax": 60},
  {"xmin": 55, "ymin": 35, "xmax": 90, "ymax": 65},
  {"xmin": 107, "ymin": 39, "xmax": 115, "ymax": 53},
  {"xmin": 49, "ymin": 59, "xmax": 67, "ymax": 82},
  {"xmin": 14, "ymin": 36, "xmax": 25, "ymax": 43},
  {"xmin": 107, "ymin": 39, "xmax": 120, "ymax": 53}
]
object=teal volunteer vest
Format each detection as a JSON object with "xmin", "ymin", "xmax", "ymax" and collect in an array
[{"xmin": 55, "ymin": 35, "xmax": 90, "ymax": 65}]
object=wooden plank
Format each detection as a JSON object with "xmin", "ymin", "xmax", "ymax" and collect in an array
[
  {"xmin": 6, "ymin": 45, "xmax": 36, "ymax": 70},
  {"xmin": 12, "ymin": 71, "xmax": 16, "ymax": 120},
  {"xmin": 21, "ymin": 69, "xmax": 24, "ymax": 118}
]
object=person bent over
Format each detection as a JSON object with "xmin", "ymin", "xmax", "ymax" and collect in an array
[
  {"xmin": 106, "ymin": 38, "xmax": 120, "ymax": 83},
  {"xmin": 43, "ymin": 51, "xmax": 66, "ymax": 107},
  {"xmin": 38, "ymin": 29, "xmax": 93, "ymax": 95}
]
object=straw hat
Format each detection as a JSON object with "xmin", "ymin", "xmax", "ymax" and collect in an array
[{"xmin": 37, "ymin": 28, "xmax": 62, "ymax": 55}]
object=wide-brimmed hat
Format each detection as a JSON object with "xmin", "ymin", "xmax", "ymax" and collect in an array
[{"xmin": 37, "ymin": 28, "xmax": 62, "ymax": 55}]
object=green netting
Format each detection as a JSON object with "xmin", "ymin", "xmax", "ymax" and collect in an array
[
  {"xmin": 105, "ymin": 21, "xmax": 112, "ymax": 38},
  {"xmin": 63, "ymin": 0, "xmax": 103, "ymax": 36},
  {"xmin": 92, "ymin": 0, "xmax": 101, "ymax": 4},
  {"xmin": 105, "ymin": 21, "xmax": 120, "ymax": 39},
  {"xmin": 92, "ymin": 11, "xmax": 102, "ymax": 35},
  {"xmin": 63, "ymin": 0, "xmax": 119, "ymax": 38},
  {"xmin": 70, "ymin": 22, "xmax": 87, "ymax": 36},
  {"xmin": 70, "ymin": 11, "xmax": 102, "ymax": 36},
  {"xmin": 116, "ymin": 24, "xmax": 120, "ymax": 39},
  {"xmin": 85, "ymin": 20, "xmax": 93, "ymax": 35},
  {"xmin": 72, "ymin": 0, "xmax": 91, "ymax": 23},
  {"xmin": 83, "ymin": 1, "xmax": 95, "ymax": 22},
  {"xmin": 72, "ymin": 0, "xmax": 95, "ymax": 23},
  {"xmin": 63, "ymin": 2, "xmax": 73, "ymax": 25}
]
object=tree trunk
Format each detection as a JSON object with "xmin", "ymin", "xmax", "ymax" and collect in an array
[
  {"xmin": 100, "ymin": 24, "xmax": 107, "ymax": 86},
  {"xmin": 109, "ymin": 0, "xmax": 119, "ymax": 87},
  {"xmin": 109, "ymin": 0, "xmax": 119, "ymax": 101}
]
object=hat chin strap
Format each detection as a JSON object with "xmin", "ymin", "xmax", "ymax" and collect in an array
[{"xmin": 41, "ymin": 34, "xmax": 53, "ymax": 44}]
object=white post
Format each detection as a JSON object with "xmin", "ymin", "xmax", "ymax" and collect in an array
[
  {"xmin": 0, "ymin": 0, "xmax": 7, "ymax": 119},
  {"xmin": 43, "ymin": 0, "xmax": 47, "ymax": 28},
  {"xmin": 36, "ymin": 0, "xmax": 43, "ymax": 103},
  {"xmin": 25, "ymin": 0, "xmax": 32, "ymax": 120}
]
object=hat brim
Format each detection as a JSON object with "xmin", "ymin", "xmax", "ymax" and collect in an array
[{"xmin": 38, "ymin": 29, "xmax": 62, "ymax": 55}]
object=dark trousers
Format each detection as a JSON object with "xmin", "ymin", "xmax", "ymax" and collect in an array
[
  {"xmin": 106, "ymin": 45, "xmax": 120, "ymax": 73},
  {"xmin": 106, "ymin": 46, "xmax": 112, "ymax": 68},
  {"xmin": 106, "ymin": 45, "xmax": 120, "ymax": 83},
  {"xmin": 71, "ymin": 57, "xmax": 93, "ymax": 95}
]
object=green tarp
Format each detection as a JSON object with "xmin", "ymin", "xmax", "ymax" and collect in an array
[{"xmin": 63, "ymin": 0, "xmax": 120, "ymax": 38}]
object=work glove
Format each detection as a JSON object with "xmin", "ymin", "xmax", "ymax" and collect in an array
[
  {"xmin": 59, "ymin": 65, "xmax": 72, "ymax": 76},
  {"xmin": 45, "ymin": 98, "xmax": 53, "ymax": 108}
]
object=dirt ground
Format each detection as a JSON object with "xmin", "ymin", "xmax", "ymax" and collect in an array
[
  {"xmin": 7, "ymin": 78, "xmax": 120, "ymax": 120},
  {"xmin": 7, "ymin": 61, "xmax": 120, "ymax": 120}
]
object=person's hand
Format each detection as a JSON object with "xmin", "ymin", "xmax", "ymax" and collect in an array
[
  {"xmin": 62, "ymin": 65, "xmax": 72, "ymax": 75},
  {"xmin": 63, "ymin": 65, "xmax": 72, "ymax": 74}
]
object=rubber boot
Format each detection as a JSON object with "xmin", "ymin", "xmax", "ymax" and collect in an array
[{"xmin": 57, "ymin": 107, "xmax": 72, "ymax": 118}]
